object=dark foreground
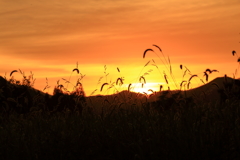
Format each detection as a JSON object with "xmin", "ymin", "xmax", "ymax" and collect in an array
[
  {"xmin": 1, "ymin": 75, "xmax": 240, "ymax": 159},
  {"xmin": 0, "ymin": 99, "xmax": 240, "ymax": 160}
]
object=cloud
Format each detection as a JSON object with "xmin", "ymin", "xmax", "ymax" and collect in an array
[
  {"xmin": 1, "ymin": 0, "xmax": 240, "ymax": 95},
  {"xmin": 0, "ymin": 0, "xmax": 153, "ymax": 65}
]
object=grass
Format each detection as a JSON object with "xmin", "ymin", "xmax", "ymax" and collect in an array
[
  {"xmin": 0, "ymin": 46, "xmax": 240, "ymax": 159},
  {"xmin": 0, "ymin": 98, "xmax": 240, "ymax": 159}
]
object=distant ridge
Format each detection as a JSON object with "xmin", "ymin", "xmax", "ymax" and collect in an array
[
  {"xmin": 0, "ymin": 76, "xmax": 46, "ymax": 97},
  {"xmin": 188, "ymin": 76, "xmax": 236, "ymax": 92},
  {"xmin": 1, "ymin": 75, "xmax": 239, "ymax": 106},
  {"xmin": 184, "ymin": 76, "xmax": 240, "ymax": 102},
  {"xmin": 87, "ymin": 76, "xmax": 240, "ymax": 104}
]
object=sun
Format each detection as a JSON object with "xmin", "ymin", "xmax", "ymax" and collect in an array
[
  {"xmin": 129, "ymin": 83, "xmax": 160, "ymax": 95},
  {"xmin": 132, "ymin": 87, "xmax": 153, "ymax": 95}
]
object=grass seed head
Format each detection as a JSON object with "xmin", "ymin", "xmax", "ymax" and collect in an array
[
  {"xmin": 152, "ymin": 44, "xmax": 162, "ymax": 52},
  {"xmin": 128, "ymin": 83, "xmax": 132, "ymax": 92},
  {"xmin": 188, "ymin": 75, "xmax": 197, "ymax": 82},
  {"xmin": 72, "ymin": 68, "xmax": 80, "ymax": 74},
  {"xmin": 164, "ymin": 74, "xmax": 168, "ymax": 84},
  {"xmin": 139, "ymin": 76, "xmax": 146, "ymax": 84},
  {"xmin": 160, "ymin": 85, "xmax": 163, "ymax": 91},
  {"xmin": 232, "ymin": 50, "xmax": 236, "ymax": 56},
  {"xmin": 10, "ymin": 70, "xmax": 18, "ymax": 77},
  {"xmin": 143, "ymin": 49, "xmax": 154, "ymax": 58},
  {"xmin": 187, "ymin": 82, "xmax": 191, "ymax": 89},
  {"xmin": 180, "ymin": 81, "xmax": 187, "ymax": 89},
  {"xmin": 117, "ymin": 67, "xmax": 120, "ymax": 73},
  {"xmin": 100, "ymin": 83, "xmax": 109, "ymax": 92},
  {"xmin": 116, "ymin": 78, "xmax": 123, "ymax": 86},
  {"xmin": 205, "ymin": 69, "xmax": 212, "ymax": 74},
  {"xmin": 203, "ymin": 72, "xmax": 209, "ymax": 82}
]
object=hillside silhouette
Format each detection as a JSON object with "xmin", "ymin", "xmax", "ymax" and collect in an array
[
  {"xmin": 185, "ymin": 76, "xmax": 240, "ymax": 103},
  {"xmin": 0, "ymin": 76, "xmax": 85, "ymax": 114},
  {"xmin": 1, "ymin": 75, "xmax": 240, "ymax": 114},
  {"xmin": 88, "ymin": 76, "xmax": 240, "ymax": 105}
]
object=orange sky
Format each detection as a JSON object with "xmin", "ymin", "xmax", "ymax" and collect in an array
[{"xmin": 0, "ymin": 0, "xmax": 240, "ymax": 96}]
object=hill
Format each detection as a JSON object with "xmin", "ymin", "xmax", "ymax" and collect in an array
[
  {"xmin": 87, "ymin": 76, "xmax": 240, "ymax": 105},
  {"xmin": 0, "ymin": 76, "xmax": 85, "ymax": 114},
  {"xmin": 1, "ymin": 75, "xmax": 240, "ymax": 114},
  {"xmin": 185, "ymin": 76, "xmax": 240, "ymax": 103}
]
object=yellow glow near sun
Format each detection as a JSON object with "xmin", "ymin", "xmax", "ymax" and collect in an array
[{"xmin": 128, "ymin": 83, "xmax": 163, "ymax": 95}]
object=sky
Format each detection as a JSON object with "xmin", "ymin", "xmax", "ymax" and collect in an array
[{"xmin": 0, "ymin": 0, "xmax": 240, "ymax": 96}]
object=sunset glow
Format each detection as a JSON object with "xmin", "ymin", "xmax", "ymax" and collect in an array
[
  {"xmin": 0, "ymin": 0, "xmax": 240, "ymax": 96},
  {"xmin": 125, "ymin": 82, "xmax": 163, "ymax": 95}
]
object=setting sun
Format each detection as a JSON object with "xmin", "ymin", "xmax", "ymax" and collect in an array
[{"xmin": 126, "ymin": 82, "xmax": 162, "ymax": 95}]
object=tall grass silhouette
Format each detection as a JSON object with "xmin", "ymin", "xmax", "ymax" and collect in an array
[{"xmin": 0, "ymin": 43, "xmax": 240, "ymax": 160}]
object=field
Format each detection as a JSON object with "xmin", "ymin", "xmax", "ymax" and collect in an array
[{"xmin": 0, "ymin": 47, "xmax": 240, "ymax": 159}]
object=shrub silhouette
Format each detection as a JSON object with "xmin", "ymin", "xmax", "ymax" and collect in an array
[
  {"xmin": 0, "ymin": 76, "xmax": 41, "ymax": 114},
  {"xmin": 218, "ymin": 77, "xmax": 240, "ymax": 103},
  {"xmin": 45, "ymin": 84, "xmax": 86, "ymax": 114},
  {"xmin": 0, "ymin": 76, "xmax": 86, "ymax": 115}
]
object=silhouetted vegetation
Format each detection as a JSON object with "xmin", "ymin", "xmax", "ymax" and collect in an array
[{"xmin": 0, "ymin": 46, "xmax": 240, "ymax": 159}]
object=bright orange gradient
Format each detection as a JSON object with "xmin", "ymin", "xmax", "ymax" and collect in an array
[{"xmin": 0, "ymin": 0, "xmax": 240, "ymax": 96}]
